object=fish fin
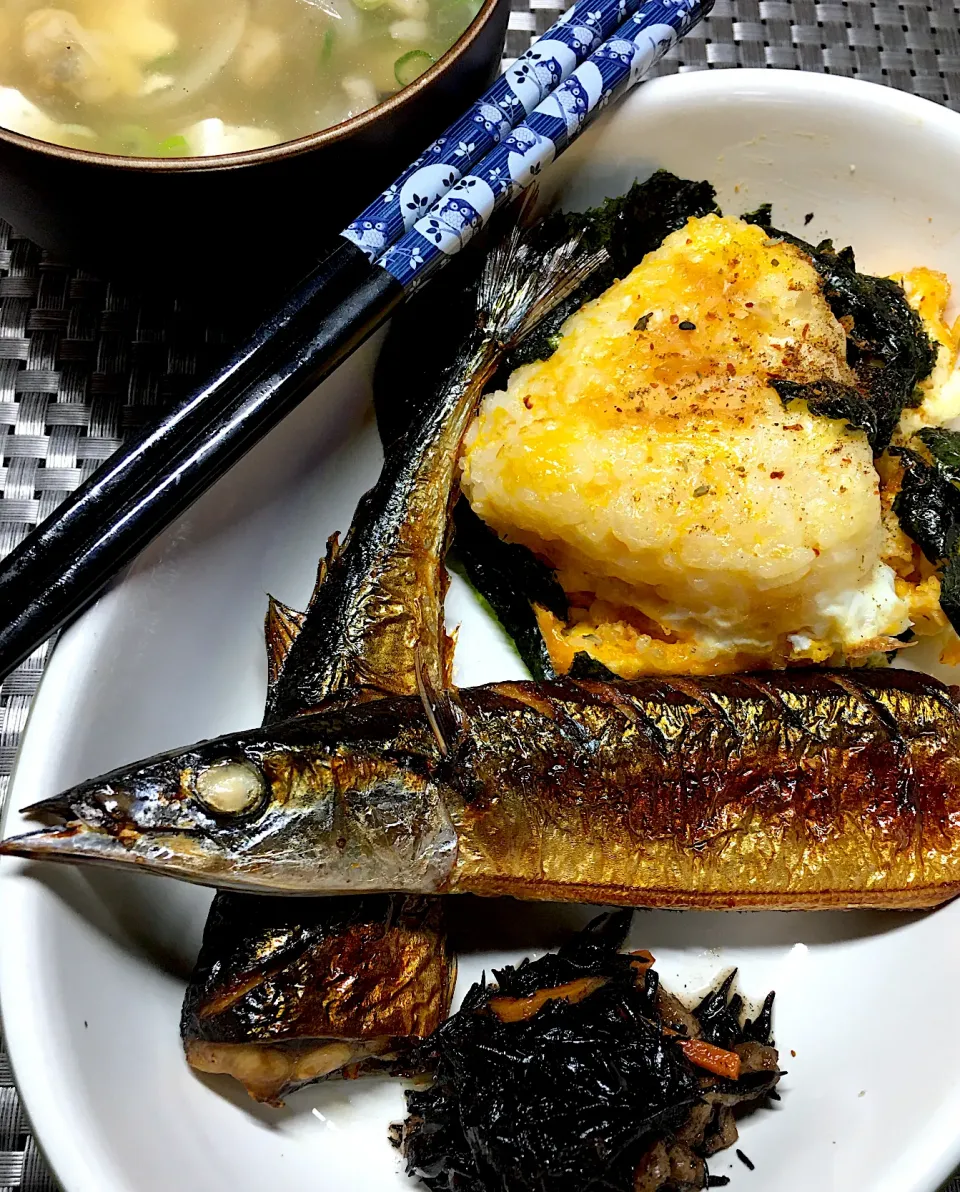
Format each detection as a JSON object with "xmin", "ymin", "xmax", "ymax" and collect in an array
[
  {"xmin": 265, "ymin": 533, "xmax": 351, "ymax": 703},
  {"xmin": 414, "ymin": 645, "xmax": 449, "ymax": 757},
  {"xmin": 304, "ymin": 532, "xmax": 343, "ymax": 614},
  {"xmin": 413, "ymin": 648, "xmax": 473, "ymax": 777},
  {"xmin": 265, "ymin": 596, "xmax": 307, "ymax": 693}
]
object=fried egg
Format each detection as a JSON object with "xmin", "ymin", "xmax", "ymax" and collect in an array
[{"xmin": 460, "ymin": 214, "xmax": 960, "ymax": 677}]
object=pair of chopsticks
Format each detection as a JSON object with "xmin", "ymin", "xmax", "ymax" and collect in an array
[{"xmin": 0, "ymin": 0, "xmax": 713, "ymax": 684}]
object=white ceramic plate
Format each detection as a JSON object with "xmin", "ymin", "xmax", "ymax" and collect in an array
[{"xmin": 4, "ymin": 69, "xmax": 960, "ymax": 1192}]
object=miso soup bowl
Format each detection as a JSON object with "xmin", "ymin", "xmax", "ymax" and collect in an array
[{"xmin": 0, "ymin": 0, "xmax": 508, "ymax": 296}]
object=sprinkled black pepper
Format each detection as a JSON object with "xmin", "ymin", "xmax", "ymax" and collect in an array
[
  {"xmin": 804, "ymin": 212, "xmax": 814, "ymax": 225},
  {"xmin": 679, "ymin": 320, "xmax": 696, "ymax": 330},
  {"xmin": 736, "ymin": 1150, "xmax": 755, "ymax": 1171}
]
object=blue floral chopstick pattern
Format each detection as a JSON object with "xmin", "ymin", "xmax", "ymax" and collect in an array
[
  {"xmin": 375, "ymin": 0, "xmax": 709, "ymax": 291},
  {"xmin": 341, "ymin": 0, "xmax": 652, "ymax": 259}
]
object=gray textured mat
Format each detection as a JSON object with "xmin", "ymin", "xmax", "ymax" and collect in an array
[{"xmin": 2, "ymin": 3, "xmax": 960, "ymax": 1187}]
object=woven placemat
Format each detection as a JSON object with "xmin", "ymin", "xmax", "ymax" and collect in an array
[{"xmin": 2, "ymin": 4, "xmax": 960, "ymax": 1188}]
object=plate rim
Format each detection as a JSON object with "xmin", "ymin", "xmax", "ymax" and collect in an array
[{"xmin": 4, "ymin": 66, "xmax": 960, "ymax": 1192}]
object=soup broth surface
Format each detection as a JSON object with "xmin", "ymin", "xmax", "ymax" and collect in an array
[{"xmin": 0, "ymin": 0, "xmax": 478, "ymax": 155}]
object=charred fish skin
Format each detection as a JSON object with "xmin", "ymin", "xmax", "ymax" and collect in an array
[
  {"xmin": 8, "ymin": 668, "xmax": 960, "ymax": 909},
  {"xmin": 446, "ymin": 669, "xmax": 960, "ymax": 909},
  {"xmin": 182, "ymin": 893, "xmax": 454, "ymax": 1105}
]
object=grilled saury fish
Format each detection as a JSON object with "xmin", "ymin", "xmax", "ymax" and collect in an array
[{"xmin": 7, "ymin": 667, "xmax": 960, "ymax": 910}]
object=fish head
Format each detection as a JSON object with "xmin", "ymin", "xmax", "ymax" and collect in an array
[{"xmin": 0, "ymin": 706, "xmax": 458, "ymax": 894}]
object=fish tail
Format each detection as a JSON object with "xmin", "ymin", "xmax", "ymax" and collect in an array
[{"xmin": 476, "ymin": 190, "xmax": 609, "ymax": 350}]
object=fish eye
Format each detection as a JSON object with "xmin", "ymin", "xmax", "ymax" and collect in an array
[{"xmin": 193, "ymin": 760, "xmax": 266, "ymax": 817}]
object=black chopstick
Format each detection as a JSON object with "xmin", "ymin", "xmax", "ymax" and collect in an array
[
  {"xmin": 0, "ymin": 244, "xmax": 401, "ymax": 679},
  {"xmin": 0, "ymin": 0, "xmax": 710, "ymax": 683}
]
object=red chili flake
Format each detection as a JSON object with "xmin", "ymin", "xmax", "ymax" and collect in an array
[
  {"xmin": 770, "ymin": 471, "xmax": 785, "ymax": 479},
  {"xmin": 745, "ymin": 302, "xmax": 754, "ymax": 308},
  {"xmin": 726, "ymin": 363, "xmax": 736, "ymax": 376},
  {"xmin": 783, "ymin": 423, "xmax": 802, "ymax": 431},
  {"xmin": 670, "ymin": 314, "xmax": 679, "ymax": 324},
  {"xmin": 523, "ymin": 396, "xmax": 533, "ymax": 409}
]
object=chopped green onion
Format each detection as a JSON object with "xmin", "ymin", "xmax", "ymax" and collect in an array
[
  {"xmin": 157, "ymin": 134, "xmax": 189, "ymax": 157},
  {"xmin": 318, "ymin": 27, "xmax": 335, "ymax": 66},
  {"xmin": 394, "ymin": 49, "xmax": 434, "ymax": 86}
]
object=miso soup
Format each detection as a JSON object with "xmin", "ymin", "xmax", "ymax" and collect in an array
[{"xmin": 0, "ymin": 0, "xmax": 480, "ymax": 156}]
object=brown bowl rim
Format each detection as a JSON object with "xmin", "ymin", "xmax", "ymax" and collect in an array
[{"xmin": 0, "ymin": 0, "xmax": 505, "ymax": 171}]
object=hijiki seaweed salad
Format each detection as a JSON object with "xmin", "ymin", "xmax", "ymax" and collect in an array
[{"xmin": 394, "ymin": 913, "xmax": 780, "ymax": 1192}]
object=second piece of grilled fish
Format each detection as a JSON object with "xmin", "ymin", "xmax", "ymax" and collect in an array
[{"xmin": 182, "ymin": 892, "xmax": 450, "ymax": 1103}]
